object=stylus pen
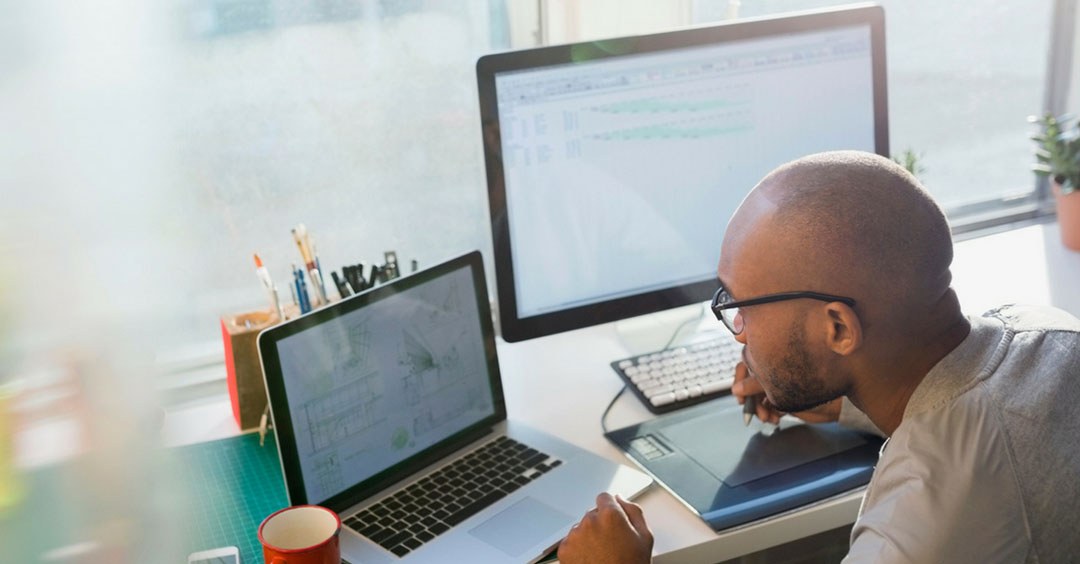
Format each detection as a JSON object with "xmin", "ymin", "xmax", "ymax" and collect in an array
[{"xmin": 743, "ymin": 394, "xmax": 755, "ymax": 426}]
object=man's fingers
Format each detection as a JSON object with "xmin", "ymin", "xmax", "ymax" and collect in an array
[
  {"xmin": 595, "ymin": 492, "xmax": 619, "ymax": 511},
  {"xmin": 595, "ymin": 492, "xmax": 636, "ymax": 529},
  {"xmin": 733, "ymin": 361, "xmax": 748, "ymax": 383},
  {"xmin": 615, "ymin": 495, "xmax": 650, "ymax": 535},
  {"xmin": 732, "ymin": 362, "xmax": 747, "ymax": 404},
  {"xmin": 756, "ymin": 401, "xmax": 771, "ymax": 422},
  {"xmin": 732, "ymin": 362, "xmax": 767, "ymax": 403}
]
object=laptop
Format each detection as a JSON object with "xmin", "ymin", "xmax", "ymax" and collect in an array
[{"xmin": 258, "ymin": 251, "xmax": 652, "ymax": 563}]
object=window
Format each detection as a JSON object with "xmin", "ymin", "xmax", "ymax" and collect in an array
[
  {"xmin": 547, "ymin": 0, "xmax": 1062, "ymax": 224},
  {"xmin": 0, "ymin": 1, "xmax": 1073, "ymax": 374}
]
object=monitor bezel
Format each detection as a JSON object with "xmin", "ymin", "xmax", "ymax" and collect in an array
[
  {"xmin": 476, "ymin": 3, "xmax": 888, "ymax": 342},
  {"xmin": 257, "ymin": 250, "xmax": 508, "ymax": 509}
]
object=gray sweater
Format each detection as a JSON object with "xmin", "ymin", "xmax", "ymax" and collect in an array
[{"xmin": 840, "ymin": 304, "xmax": 1080, "ymax": 563}]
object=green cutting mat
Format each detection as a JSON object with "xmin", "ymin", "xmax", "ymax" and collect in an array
[
  {"xmin": 174, "ymin": 432, "xmax": 289, "ymax": 564},
  {"xmin": 173, "ymin": 433, "xmax": 555, "ymax": 564}
]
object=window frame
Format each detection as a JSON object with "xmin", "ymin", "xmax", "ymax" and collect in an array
[
  {"xmin": 161, "ymin": 0, "xmax": 1078, "ymax": 397},
  {"xmin": 946, "ymin": 0, "xmax": 1077, "ymax": 236}
]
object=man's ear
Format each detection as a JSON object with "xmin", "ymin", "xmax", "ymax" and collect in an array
[{"xmin": 823, "ymin": 302, "xmax": 862, "ymax": 356}]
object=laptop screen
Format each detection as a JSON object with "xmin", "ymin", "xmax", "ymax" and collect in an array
[{"xmin": 273, "ymin": 262, "xmax": 498, "ymax": 505}]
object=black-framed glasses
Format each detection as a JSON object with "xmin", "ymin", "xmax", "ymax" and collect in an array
[{"xmin": 711, "ymin": 283, "xmax": 856, "ymax": 335}]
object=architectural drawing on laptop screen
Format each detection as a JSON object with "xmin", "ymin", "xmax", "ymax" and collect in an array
[{"xmin": 275, "ymin": 266, "xmax": 496, "ymax": 504}]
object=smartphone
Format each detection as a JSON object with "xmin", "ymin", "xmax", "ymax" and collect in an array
[{"xmin": 188, "ymin": 546, "xmax": 240, "ymax": 564}]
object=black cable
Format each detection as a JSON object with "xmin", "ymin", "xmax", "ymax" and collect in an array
[
  {"xmin": 600, "ymin": 385, "xmax": 627, "ymax": 435},
  {"xmin": 601, "ymin": 304, "xmax": 707, "ymax": 434},
  {"xmin": 660, "ymin": 304, "xmax": 706, "ymax": 351}
]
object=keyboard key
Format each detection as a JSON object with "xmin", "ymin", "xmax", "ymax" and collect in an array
[
  {"xmin": 430, "ymin": 522, "xmax": 450, "ymax": 535},
  {"xmin": 702, "ymin": 378, "xmax": 734, "ymax": 394},
  {"xmin": 443, "ymin": 491, "xmax": 505, "ymax": 526},
  {"xmin": 521, "ymin": 452, "xmax": 547, "ymax": 468},
  {"xmin": 389, "ymin": 545, "xmax": 411, "ymax": 557},
  {"xmin": 358, "ymin": 523, "xmax": 383, "ymax": 538},
  {"xmin": 403, "ymin": 538, "xmax": 422, "ymax": 550},
  {"xmin": 367, "ymin": 528, "xmax": 395, "ymax": 544},
  {"xmin": 379, "ymin": 531, "xmax": 412, "ymax": 550},
  {"xmin": 416, "ymin": 531, "xmax": 435, "ymax": 543},
  {"xmin": 650, "ymin": 392, "xmax": 676, "ymax": 407}
]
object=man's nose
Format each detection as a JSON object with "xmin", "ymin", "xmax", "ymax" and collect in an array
[{"xmin": 733, "ymin": 312, "xmax": 747, "ymax": 344}]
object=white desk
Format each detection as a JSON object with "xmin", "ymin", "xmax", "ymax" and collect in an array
[{"xmin": 163, "ymin": 221, "xmax": 1079, "ymax": 563}]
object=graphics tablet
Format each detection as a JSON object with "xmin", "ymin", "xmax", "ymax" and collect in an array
[{"xmin": 605, "ymin": 395, "xmax": 883, "ymax": 531}]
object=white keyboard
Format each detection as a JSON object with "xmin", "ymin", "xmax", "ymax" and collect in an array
[{"xmin": 610, "ymin": 337, "xmax": 742, "ymax": 414}]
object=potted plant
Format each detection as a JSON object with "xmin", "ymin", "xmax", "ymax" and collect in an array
[
  {"xmin": 1030, "ymin": 112, "xmax": 1080, "ymax": 250},
  {"xmin": 892, "ymin": 148, "xmax": 926, "ymax": 179}
]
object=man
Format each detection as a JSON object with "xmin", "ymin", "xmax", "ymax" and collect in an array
[{"xmin": 557, "ymin": 151, "xmax": 1080, "ymax": 563}]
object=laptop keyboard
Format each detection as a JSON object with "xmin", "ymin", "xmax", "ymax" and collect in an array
[{"xmin": 344, "ymin": 435, "xmax": 561, "ymax": 558}]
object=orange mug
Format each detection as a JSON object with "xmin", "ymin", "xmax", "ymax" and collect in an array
[{"xmin": 258, "ymin": 505, "xmax": 341, "ymax": 564}]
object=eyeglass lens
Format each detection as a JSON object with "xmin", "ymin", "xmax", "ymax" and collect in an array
[{"xmin": 721, "ymin": 307, "xmax": 743, "ymax": 334}]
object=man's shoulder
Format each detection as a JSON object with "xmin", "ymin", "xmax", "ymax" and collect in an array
[
  {"xmin": 853, "ymin": 392, "xmax": 1032, "ymax": 563},
  {"xmin": 888, "ymin": 389, "xmax": 1001, "ymax": 463},
  {"xmin": 981, "ymin": 304, "xmax": 1080, "ymax": 334}
]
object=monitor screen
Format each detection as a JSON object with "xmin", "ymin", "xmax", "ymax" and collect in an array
[
  {"xmin": 273, "ymin": 262, "xmax": 498, "ymax": 505},
  {"xmin": 477, "ymin": 5, "xmax": 887, "ymax": 341}
]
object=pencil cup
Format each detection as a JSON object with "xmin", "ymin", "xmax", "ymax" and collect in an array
[{"xmin": 221, "ymin": 309, "xmax": 280, "ymax": 431}]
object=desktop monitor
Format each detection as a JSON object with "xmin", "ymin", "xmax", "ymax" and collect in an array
[{"xmin": 477, "ymin": 4, "xmax": 888, "ymax": 342}]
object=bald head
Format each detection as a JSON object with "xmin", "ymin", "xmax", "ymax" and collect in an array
[{"xmin": 720, "ymin": 150, "xmax": 954, "ymax": 334}]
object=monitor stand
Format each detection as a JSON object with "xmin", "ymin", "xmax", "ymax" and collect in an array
[{"xmin": 612, "ymin": 301, "xmax": 725, "ymax": 357}]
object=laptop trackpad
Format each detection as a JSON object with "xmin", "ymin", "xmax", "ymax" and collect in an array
[{"xmin": 470, "ymin": 497, "xmax": 571, "ymax": 557}]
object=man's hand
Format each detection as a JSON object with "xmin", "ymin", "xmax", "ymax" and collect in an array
[
  {"xmin": 557, "ymin": 493, "xmax": 653, "ymax": 564},
  {"xmin": 731, "ymin": 361, "xmax": 841, "ymax": 424}
]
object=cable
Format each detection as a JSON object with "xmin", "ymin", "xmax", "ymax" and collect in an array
[
  {"xmin": 660, "ymin": 303, "xmax": 706, "ymax": 351},
  {"xmin": 600, "ymin": 385, "xmax": 627, "ymax": 435},
  {"xmin": 601, "ymin": 303, "xmax": 708, "ymax": 434}
]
